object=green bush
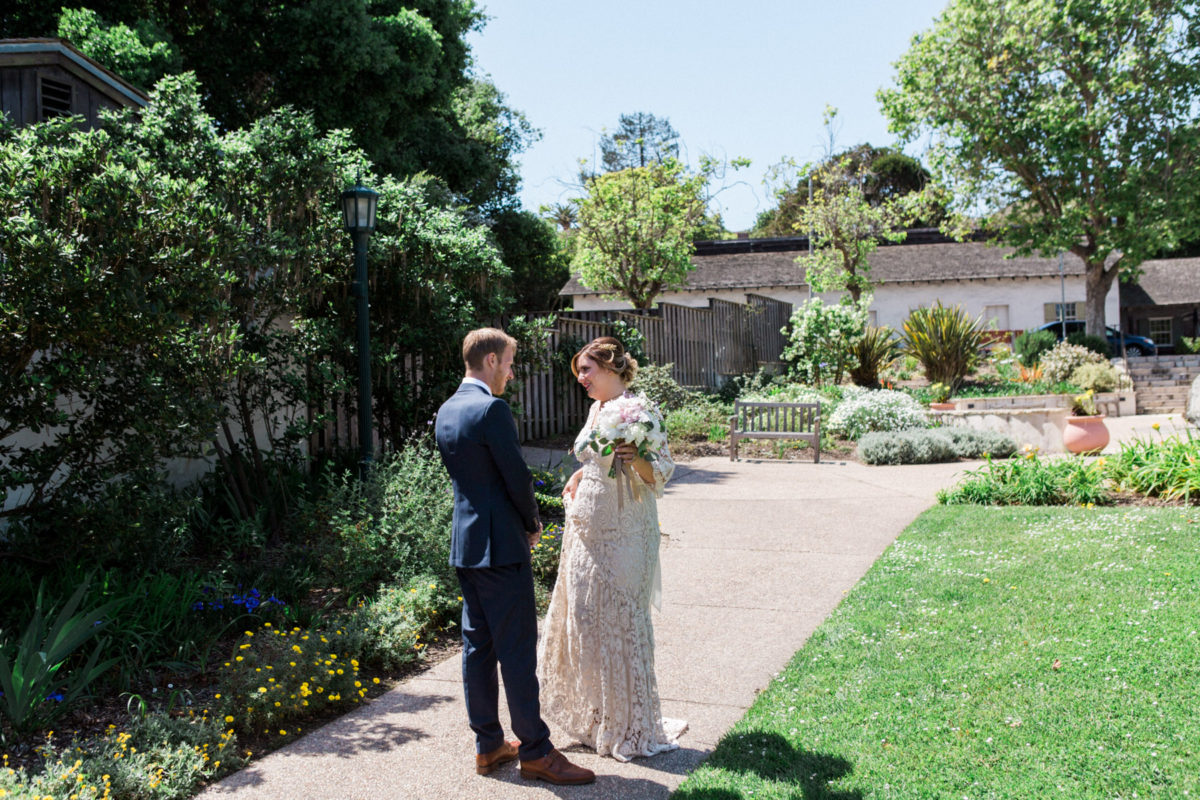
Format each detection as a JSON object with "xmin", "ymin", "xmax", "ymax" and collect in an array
[
  {"xmin": 301, "ymin": 440, "xmax": 455, "ymax": 595},
  {"xmin": 933, "ymin": 427, "xmax": 1018, "ymax": 459},
  {"xmin": 0, "ymin": 576, "xmax": 122, "ymax": 744},
  {"xmin": 630, "ymin": 363, "xmax": 693, "ymax": 411},
  {"xmin": 1039, "ymin": 341, "xmax": 1107, "ymax": 383},
  {"xmin": 828, "ymin": 388, "xmax": 928, "ymax": 440},
  {"xmin": 900, "ymin": 301, "xmax": 986, "ymax": 390},
  {"xmin": 1066, "ymin": 331, "xmax": 1112, "ymax": 358},
  {"xmin": 858, "ymin": 429, "xmax": 953, "ymax": 464},
  {"xmin": 1069, "ymin": 361, "xmax": 1120, "ymax": 393},
  {"xmin": 1106, "ymin": 430, "xmax": 1200, "ymax": 502},
  {"xmin": 937, "ymin": 452, "xmax": 1110, "ymax": 505},
  {"xmin": 847, "ymin": 325, "xmax": 899, "ymax": 387},
  {"xmin": 665, "ymin": 400, "xmax": 731, "ymax": 443},
  {"xmin": 1181, "ymin": 336, "xmax": 1200, "ymax": 354},
  {"xmin": 0, "ymin": 712, "xmax": 246, "ymax": 799},
  {"xmin": 1013, "ymin": 329, "xmax": 1058, "ymax": 367},
  {"xmin": 347, "ymin": 574, "xmax": 460, "ymax": 671}
]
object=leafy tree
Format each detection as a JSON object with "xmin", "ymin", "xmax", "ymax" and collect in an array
[
  {"xmin": 754, "ymin": 144, "xmax": 938, "ymax": 238},
  {"xmin": 572, "ymin": 159, "xmax": 709, "ymax": 309},
  {"xmin": 56, "ymin": 6, "xmax": 180, "ymax": 90},
  {"xmin": 599, "ymin": 112, "xmax": 680, "ymax": 173},
  {"xmin": 796, "ymin": 157, "xmax": 911, "ymax": 302},
  {"xmin": 879, "ymin": 0, "xmax": 1200, "ymax": 335},
  {"xmin": 13, "ymin": 2, "xmax": 534, "ymax": 214},
  {"xmin": 490, "ymin": 209, "xmax": 570, "ymax": 314}
]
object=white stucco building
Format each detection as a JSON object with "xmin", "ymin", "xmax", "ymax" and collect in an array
[{"xmin": 560, "ymin": 229, "xmax": 1122, "ymax": 338}]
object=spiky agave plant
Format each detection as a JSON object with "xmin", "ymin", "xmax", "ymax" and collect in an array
[
  {"xmin": 848, "ymin": 325, "xmax": 900, "ymax": 387},
  {"xmin": 900, "ymin": 301, "xmax": 986, "ymax": 391}
]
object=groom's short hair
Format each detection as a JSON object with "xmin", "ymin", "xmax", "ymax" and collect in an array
[{"xmin": 463, "ymin": 328, "xmax": 517, "ymax": 371}]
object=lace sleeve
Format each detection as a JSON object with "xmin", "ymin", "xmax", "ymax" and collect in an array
[{"xmin": 648, "ymin": 407, "xmax": 675, "ymax": 498}]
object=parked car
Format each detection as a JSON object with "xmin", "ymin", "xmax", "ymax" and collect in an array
[{"xmin": 1032, "ymin": 320, "xmax": 1157, "ymax": 356}]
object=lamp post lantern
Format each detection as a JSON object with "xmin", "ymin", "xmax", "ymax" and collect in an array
[{"xmin": 341, "ymin": 181, "xmax": 378, "ymax": 478}]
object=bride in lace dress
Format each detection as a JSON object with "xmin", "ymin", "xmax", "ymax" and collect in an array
[{"xmin": 537, "ymin": 337, "xmax": 687, "ymax": 762}]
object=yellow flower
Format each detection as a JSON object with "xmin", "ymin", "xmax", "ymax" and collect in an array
[
  {"xmin": 373, "ymin": 677, "xmax": 381, "ymax": 684},
  {"xmin": 225, "ymin": 716, "xmax": 234, "ymax": 723},
  {"xmin": 280, "ymin": 730, "xmax": 287, "ymax": 736},
  {"xmin": 1152, "ymin": 422, "xmax": 1161, "ymax": 430}
]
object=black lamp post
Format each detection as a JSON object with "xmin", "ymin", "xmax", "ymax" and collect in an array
[{"xmin": 341, "ymin": 181, "xmax": 378, "ymax": 478}]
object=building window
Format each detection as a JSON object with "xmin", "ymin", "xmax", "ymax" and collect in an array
[
  {"xmin": 40, "ymin": 76, "xmax": 73, "ymax": 120},
  {"xmin": 984, "ymin": 304, "xmax": 1009, "ymax": 330},
  {"xmin": 1044, "ymin": 302, "xmax": 1080, "ymax": 323},
  {"xmin": 1148, "ymin": 317, "xmax": 1173, "ymax": 346}
]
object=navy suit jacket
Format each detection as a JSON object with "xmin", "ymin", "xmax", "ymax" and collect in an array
[{"xmin": 435, "ymin": 382, "xmax": 540, "ymax": 568}]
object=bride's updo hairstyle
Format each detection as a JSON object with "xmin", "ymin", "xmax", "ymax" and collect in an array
[{"xmin": 571, "ymin": 337, "xmax": 639, "ymax": 385}]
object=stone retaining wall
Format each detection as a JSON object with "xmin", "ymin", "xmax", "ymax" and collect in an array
[
  {"xmin": 932, "ymin": 407, "xmax": 1071, "ymax": 453},
  {"xmin": 946, "ymin": 391, "xmax": 1135, "ymax": 417}
]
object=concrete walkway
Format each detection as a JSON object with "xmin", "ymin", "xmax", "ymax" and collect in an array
[{"xmin": 198, "ymin": 414, "xmax": 1181, "ymax": 800}]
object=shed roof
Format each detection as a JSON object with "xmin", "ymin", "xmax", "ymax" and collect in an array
[{"xmin": 0, "ymin": 38, "xmax": 149, "ymax": 108}]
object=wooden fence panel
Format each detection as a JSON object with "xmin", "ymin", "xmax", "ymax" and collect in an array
[{"xmin": 746, "ymin": 293, "xmax": 792, "ymax": 366}]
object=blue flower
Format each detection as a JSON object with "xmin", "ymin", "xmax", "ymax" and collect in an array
[
  {"xmin": 535, "ymin": 480, "xmax": 545, "ymax": 487},
  {"xmin": 244, "ymin": 597, "xmax": 260, "ymax": 612},
  {"xmin": 46, "ymin": 692, "xmax": 64, "ymax": 702},
  {"xmin": 191, "ymin": 601, "xmax": 205, "ymax": 611}
]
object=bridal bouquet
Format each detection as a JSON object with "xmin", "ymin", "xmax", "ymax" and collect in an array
[{"xmin": 584, "ymin": 393, "xmax": 667, "ymax": 506}]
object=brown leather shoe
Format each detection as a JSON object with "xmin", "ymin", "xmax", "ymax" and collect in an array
[
  {"xmin": 519, "ymin": 748, "xmax": 595, "ymax": 785},
  {"xmin": 475, "ymin": 740, "xmax": 519, "ymax": 775}
]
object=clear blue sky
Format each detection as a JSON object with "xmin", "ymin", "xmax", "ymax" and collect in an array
[{"xmin": 466, "ymin": 0, "xmax": 951, "ymax": 232}]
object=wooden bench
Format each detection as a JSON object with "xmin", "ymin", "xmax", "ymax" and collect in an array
[{"xmin": 728, "ymin": 401, "xmax": 821, "ymax": 462}]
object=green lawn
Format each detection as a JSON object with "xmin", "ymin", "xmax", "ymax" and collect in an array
[{"xmin": 674, "ymin": 505, "xmax": 1200, "ymax": 799}]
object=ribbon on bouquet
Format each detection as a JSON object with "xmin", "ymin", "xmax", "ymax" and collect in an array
[{"xmin": 613, "ymin": 455, "xmax": 645, "ymax": 512}]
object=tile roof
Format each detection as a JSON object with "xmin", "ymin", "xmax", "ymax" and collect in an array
[
  {"xmin": 560, "ymin": 233, "xmax": 1098, "ymax": 296},
  {"xmin": 1119, "ymin": 258, "xmax": 1200, "ymax": 306}
]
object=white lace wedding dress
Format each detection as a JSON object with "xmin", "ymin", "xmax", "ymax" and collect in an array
[{"xmin": 537, "ymin": 397, "xmax": 687, "ymax": 761}]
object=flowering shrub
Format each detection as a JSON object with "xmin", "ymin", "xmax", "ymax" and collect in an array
[
  {"xmin": 531, "ymin": 522, "xmax": 565, "ymax": 591},
  {"xmin": 1038, "ymin": 341, "xmax": 1106, "ymax": 384},
  {"xmin": 1069, "ymin": 361, "xmax": 1120, "ymax": 393},
  {"xmin": 0, "ymin": 714, "xmax": 245, "ymax": 800},
  {"xmin": 828, "ymin": 388, "xmax": 928, "ymax": 440},
  {"xmin": 212, "ymin": 622, "xmax": 372, "ymax": 741},
  {"xmin": 781, "ymin": 298, "xmax": 868, "ymax": 387}
]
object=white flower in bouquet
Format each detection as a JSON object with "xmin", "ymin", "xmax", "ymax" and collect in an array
[{"xmin": 584, "ymin": 393, "xmax": 666, "ymax": 479}]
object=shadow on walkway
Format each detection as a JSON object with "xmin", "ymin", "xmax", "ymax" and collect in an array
[{"xmin": 672, "ymin": 731, "xmax": 863, "ymax": 800}]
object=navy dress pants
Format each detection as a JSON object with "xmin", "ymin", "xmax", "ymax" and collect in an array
[{"xmin": 456, "ymin": 562, "xmax": 553, "ymax": 761}]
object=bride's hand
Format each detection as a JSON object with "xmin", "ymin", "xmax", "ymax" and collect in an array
[
  {"xmin": 562, "ymin": 469, "xmax": 583, "ymax": 502},
  {"xmin": 614, "ymin": 443, "xmax": 639, "ymax": 464}
]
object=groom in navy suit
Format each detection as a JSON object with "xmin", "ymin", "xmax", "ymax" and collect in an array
[{"xmin": 435, "ymin": 328, "xmax": 593, "ymax": 785}]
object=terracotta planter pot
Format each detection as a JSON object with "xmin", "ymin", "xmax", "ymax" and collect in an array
[
  {"xmin": 929, "ymin": 402, "xmax": 956, "ymax": 411},
  {"xmin": 1063, "ymin": 414, "xmax": 1110, "ymax": 454}
]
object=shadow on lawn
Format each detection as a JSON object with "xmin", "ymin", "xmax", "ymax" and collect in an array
[{"xmin": 674, "ymin": 731, "xmax": 863, "ymax": 800}]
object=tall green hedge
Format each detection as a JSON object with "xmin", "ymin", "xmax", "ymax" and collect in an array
[{"xmin": 0, "ymin": 73, "xmax": 510, "ymax": 531}]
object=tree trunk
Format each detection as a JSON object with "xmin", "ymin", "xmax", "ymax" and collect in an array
[{"xmin": 1084, "ymin": 259, "xmax": 1119, "ymax": 337}]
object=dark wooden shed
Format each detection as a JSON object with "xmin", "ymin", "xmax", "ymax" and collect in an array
[{"xmin": 0, "ymin": 38, "xmax": 148, "ymax": 130}]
